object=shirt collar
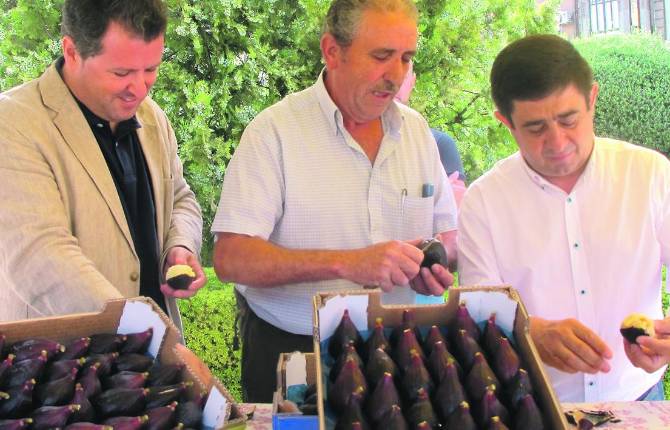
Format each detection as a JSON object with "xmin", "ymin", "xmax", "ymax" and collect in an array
[{"xmin": 314, "ymin": 68, "xmax": 403, "ymax": 138}]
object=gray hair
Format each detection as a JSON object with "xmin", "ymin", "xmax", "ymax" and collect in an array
[
  {"xmin": 61, "ymin": 0, "xmax": 167, "ymax": 59},
  {"xmin": 323, "ymin": 0, "xmax": 419, "ymax": 47}
]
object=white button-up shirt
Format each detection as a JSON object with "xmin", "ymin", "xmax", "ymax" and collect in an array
[
  {"xmin": 213, "ymin": 72, "xmax": 457, "ymax": 335},
  {"xmin": 458, "ymin": 137, "xmax": 670, "ymax": 402}
]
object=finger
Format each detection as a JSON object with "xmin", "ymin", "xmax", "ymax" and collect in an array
[
  {"xmin": 390, "ymin": 266, "xmax": 410, "ymax": 287},
  {"xmin": 401, "ymin": 241, "xmax": 426, "ymax": 264},
  {"xmin": 396, "ymin": 256, "xmax": 421, "ymax": 281},
  {"xmin": 419, "ymin": 267, "xmax": 446, "ymax": 296},
  {"xmin": 625, "ymin": 342, "xmax": 663, "ymax": 372},
  {"xmin": 564, "ymin": 336, "xmax": 611, "ymax": 373},
  {"xmin": 574, "ymin": 324, "xmax": 613, "ymax": 359},
  {"xmin": 637, "ymin": 335, "xmax": 670, "ymax": 357},
  {"xmin": 409, "ymin": 275, "xmax": 431, "ymax": 296},
  {"xmin": 654, "ymin": 318, "xmax": 670, "ymax": 335},
  {"xmin": 542, "ymin": 344, "xmax": 582, "ymax": 373},
  {"xmin": 429, "ymin": 264, "xmax": 455, "ymax": 288}
]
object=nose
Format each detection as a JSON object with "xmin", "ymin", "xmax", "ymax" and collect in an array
[
  {"xmin": 127, "ymin": 72, "xmax": 152, "ymax": 99},
  {"xmin": 544, "ymin": 122, "xmax": 570, "ymax": 154},
  {"xmin": 385, "ymin": 58, "xmax": 408, "ymax": 87}
]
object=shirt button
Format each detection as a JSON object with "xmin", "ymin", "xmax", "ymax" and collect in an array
[
  {"xmin": 130, "ymin": 272, "xmax": 139, "ymax": 282},
  {"xmin": 573, "ymin": 243, "xmax": 579, "ymax": 249},
  {"xmin": 589, "ymin": 381, "xmax": 595, "ymax": 387},
  {"xmin": 567, "ymin": 197, "xmax": 573, "ymax": 203},
  {"xmin": 581, "ymin": 290, "xmax": 586, "ymax": 295}
]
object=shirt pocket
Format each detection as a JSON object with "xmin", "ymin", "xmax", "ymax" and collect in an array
[{"xmin": 400, "ymin": 195, "xmax": 434, "ymax": 240}]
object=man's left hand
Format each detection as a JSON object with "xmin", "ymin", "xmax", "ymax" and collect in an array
[
  {"xmin": 409, "ymin": 264, "xmax": 454, "ymax": 296},
  {"xmin": 624, "ymin": 317, "xmax": 670, "ymax": 373},
  {"xmin": 161, "ymin": 247, "xmax": 206, "ymax": 299}
]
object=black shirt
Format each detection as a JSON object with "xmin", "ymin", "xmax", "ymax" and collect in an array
[{"xmin": 57, "ymin": 59, "xmax": 166, "ymax": 312}]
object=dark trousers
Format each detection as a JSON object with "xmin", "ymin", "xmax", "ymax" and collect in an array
[{"xmin": 235, "ymin": 290, "xmax": 313, "ymax": 403}]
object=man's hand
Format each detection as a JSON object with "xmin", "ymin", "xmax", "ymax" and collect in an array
[
  {"xmin": 340, "ymin": 240, "xmax": 424, "ymax": 292},
  {"xmin": 530, "ymin": 316, "xmax": 612, "ymax": 374},
  {"xmin": 161, "ymin": 246, "xmax": 206, "ymax": 299},
  {"xmin": 449, "ymin": 171, "xmax": 466, "ymax": 207},
  {"xmin": 624, "ymin": 317, "xmax": 670, "ymax": 373},
  {"xmin": 409, "ymin": 264, "xmax": 455, "ymax": 296}
]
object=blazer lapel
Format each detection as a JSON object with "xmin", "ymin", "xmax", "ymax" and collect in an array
[
  {"xmin": 135, "ymin": 105, "xmax": 165, "ymax": 249},
  {"xmin": 39, "ymin": 63, "xmax": 136, "ymax": 255}
]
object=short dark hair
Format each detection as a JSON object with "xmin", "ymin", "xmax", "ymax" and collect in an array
[
  {"xmin": 323, "ymin": 0, "xmax": 418, "ymax": 47},
  {"xmin": 490, "ymin": 34, "xmax": 593, "ymax": 124},
  {"xmin": 61, "ymin": 0, "xmax": 167, "ymax": 59}
]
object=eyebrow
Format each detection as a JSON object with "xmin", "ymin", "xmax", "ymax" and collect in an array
[
  {"xmin": 521, "ymin": 109, "xmax": 580, "ymax": 128},
  {"xmin": 369, "ymin": 48, "xmax": 416, "ymax": 57}
]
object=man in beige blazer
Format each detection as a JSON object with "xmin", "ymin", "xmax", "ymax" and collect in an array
[{"xmin": 0, "ymin": 0, "xmax": 205, "ymax": 329}]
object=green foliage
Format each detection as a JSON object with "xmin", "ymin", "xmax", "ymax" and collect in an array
[
  {"xmin": 177, "ymin": 268, "xmax": 242, "ymax": 400},
  {"xmin": 574, "ymin": 34, "xmax": 670, "ymax": 157}
]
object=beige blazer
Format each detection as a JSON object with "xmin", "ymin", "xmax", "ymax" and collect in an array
[{"xmin": 0, "ymin": 63, "xmax": 202, "ymax": 328}]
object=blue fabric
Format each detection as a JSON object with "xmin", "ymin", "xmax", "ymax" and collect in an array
[
  {"xmin": 637, "ymin": 378, "xmax": 665, "ymax": 401},
  {"xmin": 431, "ymin": 128, "xmax": 466, "ymax": 180}
]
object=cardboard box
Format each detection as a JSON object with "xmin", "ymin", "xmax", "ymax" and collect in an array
[
  {"xmin": 313, "ymin": 287, "xmax": 570, "ymax": 430},
  {"xmin": 0, "ymin": 297, "xmax": 245, "ymax": 429},
  {"xmin": 272, "ymin": 352, "xmax": 319, "ymax": 429}
]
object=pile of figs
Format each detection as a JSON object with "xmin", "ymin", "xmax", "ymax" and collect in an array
[
  {"xmin": 0, "ymin": 329, "xmax": 205, "ymax": 430},
  {"xmin": 324, "ymin": 305, "xmax": 546, "ymax": 430}
]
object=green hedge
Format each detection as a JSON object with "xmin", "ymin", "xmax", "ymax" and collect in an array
[{"xmin": 574, "ymin": 34, "xmax": 670, "ymax": 156}]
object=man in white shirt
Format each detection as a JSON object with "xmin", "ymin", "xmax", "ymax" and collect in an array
[
  {"xmin": 212, "ymin": 0, "xmax": 458, "ymax": 402},
  {"xmin": 458, "ymin": 34, "xmax": 670, "ymax": 402}
]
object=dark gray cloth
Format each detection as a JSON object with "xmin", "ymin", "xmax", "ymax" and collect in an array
[{"xmin": 431, "ymin": 128, "xmax": 466, "ymax": 181}]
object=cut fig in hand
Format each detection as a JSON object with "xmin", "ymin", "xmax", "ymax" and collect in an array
[{"xmin": 418, "ymin": 238, "xmax": 448, "ymax": 269}]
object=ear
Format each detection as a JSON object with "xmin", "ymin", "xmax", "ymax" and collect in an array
[
  {"xmin": 494, "ymin": 110, "xmax": 514, "ymax": 130},
  {"xmin": 320, "ymin": 32, "xmax": 342, "ymax": 70},
  {"xmin": 588, "ymin": 82, "xmax": 599, "ymax": 111},
  {"xmin": 62, "ymin": 35, "xmax": 80, "ymax": 66}
]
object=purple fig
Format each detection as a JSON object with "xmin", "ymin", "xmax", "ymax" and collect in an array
[
  {"xmin": 5, "ymin": 351, "xmax": 47, "ymax": 388},
  {"xmin": 330, "ymin": 342, "xmax": 364, "ymax": 383},
  {"xmin": 473, "ymin": 385, "xmax": 510, "ymax": 428},
  {"xmin": 36, "ymin": 367, "xmax": 78, "ymax": 406},
  {"xmin": 466, "ymin": 352, "xmax": 500, "ymax": 401},
  {"xmin": 423, "ymin": 325, "xmax": 448, "ymax": 357},
  {"xmin": 328, "ymin": 310, "xmax": 363, "ymax": 358},
  {"xmin": 104, "ymin": 371, "xmax": 149, "ymax": 390},
  {"xmin": 146, "ymin": 401, "xmax": 177, "ymax": 430},
  {"xmin": 145, "ymin": 382, "xmax": 192, "ymax": 409},
  {"xmin": 401, "ymin": 350, "xmax": 433, "ymax": 404},
  {"xmin": 365, "ymin": 347, "xmax": 398, "ymax": 388},
  {"xmin": 434, "ymin": 360, "xmax": 467, "ymax": 420},
  {"xmin": 102, "ymin": 415, "xmax": 149, "ymax": 430},
  {"xmin": 10, "ymin": 338, "xmax": 64, "ymax": 362},
  {"xmin": 394, "ymin": 329, "xmax": 425, "ymax": 371},
  {"xmin": 406, "ymin": 387, "xmax": 438, "ymax": 429},
  {"xmin": 418, "ymin": 237, "xmax": 448, "ymax": 269},
  {"xmin": 89, "ymin": 333, "xmax": 127, "ymax": 354},
  {"xmin": 147, "ymin": 363, "xmax": 183, "ymax": 387},
  {"xmin": 446, "ymin": 401, "xmax": 477, "ymax": 430},
  {"xmin": 363, "ymin": 318, "xmax": 390, "ymax": 361},
  {"xmin": 334, "ymin": 388, "xmax": 369, "ymax": 430},
  {"xmin": 377, "ymin": 404, "xmax": 407, "ymax": 430},
  {"xmin": 121, "ymin": 328, "xmax": 153, "ymax": 354},
  {"xmin": 46, "ymin": 357, "xmax": 86, "ymax": 381},
  {"xmin": 31, "ymin": 404, "xmax": 80, "ymax": 430},
  {"xmin": 493, "ymin": 337, "xmax": 520, "ymax": 386},
  {"xmin": 450, "ymin": 302, "xmax": 481, "ymax": 341},
  {"xmin": 78, "ymin": 362, "xmax": 102, "ymax": 398},
  {"xmin": 365, "ymin": 372, "xmax": 400, "ymax": 424},
  {"xmin": 427, "ymin": 340, "xmax": 462, "ymax": 382},
  {"xmin": 390, "ymin": 309, "xmax": 422, "ymax": 347},
  {"xmin": 84, "ymin": 353, "xmax": 119, "ymax": 376},
  {"xmin": 175, "ymin": 400, "xmax": 203, "ymax": 428},
  {"xmin": 114, "ymin": 353, "xmax": 153, "ymax": 373},
  {"xmin": 483, "ymin": 314, "xmax": 506, "ymax": 355},
  {"xmin": 60, "ymin": 337, "xmax": 91, "ymax": 360},
  {"xmin": 71, "ymin": 383, "xmax": 96, "ymax": 422},
  {"xmin": 515, "ymin": 394, "xmax": 545, "ymax": 429},
  {"xmin": 328, "ymin": 357, "xmax": 368, "ymax": 413},
  {"xmin": 0, "ymin": 418, "xmax": 32, "ymax": 430},
  {"xmin": 0, "ymin": 355, "xmax": 15, "ymax": 388},
  {"xmin": 94, "ymin": 387, "xmax": 148, "ymax": 418},
  {"xmin": 66, "ymin": 424, "xmax": 113, "ymax": 430},
  {"xmin": 505, "ymin": 368, "xmax": 534, "ymax": 408},
  {"xmin": 0, "ymin": 379, "xmax": 35, "ymax": 418},
  {"xmin": 453, "ymin": 329, "xmax": 484, "ymax": 372},
  {"xmin": 488, "ymin": 415, "xmax": 511, "ymax": 430}
]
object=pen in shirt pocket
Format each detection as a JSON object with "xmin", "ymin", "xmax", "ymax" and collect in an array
[{"xmin": 422, "ymin": 183, "xmax": 434, "ymax": 197}]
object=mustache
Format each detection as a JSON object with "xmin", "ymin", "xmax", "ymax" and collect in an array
[{"xmin": 372, "ymin": 80, "xmax": 399, "ymax": 93}]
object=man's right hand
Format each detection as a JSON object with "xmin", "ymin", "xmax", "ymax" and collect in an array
[
  {"xmin": 340, "ymin": 240, "xmax": 424, "ymax": 292},
  {"xmin": 529, "ymin": 316, "xmax": 613, "ymax": 374}
]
